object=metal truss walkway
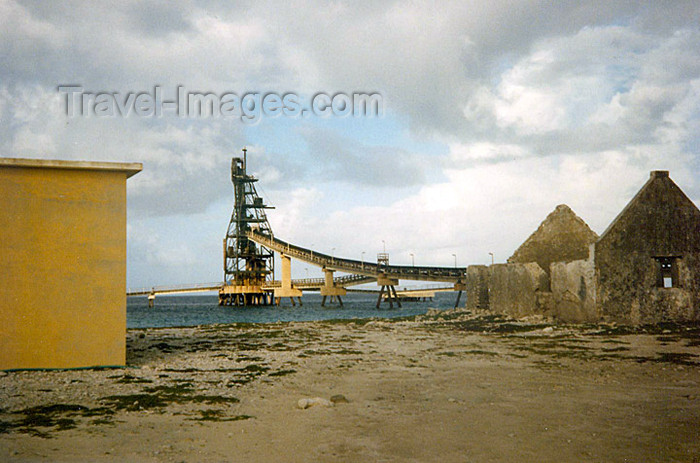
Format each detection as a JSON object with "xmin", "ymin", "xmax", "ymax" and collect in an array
[{"xmin": 247, "ymin": 230, "xmax": 466, "ymax": 283}]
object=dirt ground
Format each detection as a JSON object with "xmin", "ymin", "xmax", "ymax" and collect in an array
[{"xmin": 1, "ymin": 311, "xmax": 699, "ymax": 462}]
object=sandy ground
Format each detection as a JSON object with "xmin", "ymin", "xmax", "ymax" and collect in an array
[{"xmin": 1, "ymin": 311, "xmax": 699, "ymax": 463}]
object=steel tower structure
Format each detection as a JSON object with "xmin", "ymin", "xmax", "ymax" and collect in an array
[{"xmin": 219, "ymin": 148, "xmax": 275, "ymax": 306}]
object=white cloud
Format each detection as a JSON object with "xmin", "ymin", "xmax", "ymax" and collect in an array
[
  {"xmin": 0, "ymin": 0, "xmax": 67, "ymax": 46},
  {"xmin": 447, "ymin": 142, "xmax": 529, "ymax": 164},
  {"xmin": 267, "ymin": 186, "xmax": 324, "ymax": 239}
]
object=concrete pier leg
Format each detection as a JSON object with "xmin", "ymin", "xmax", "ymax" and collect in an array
[
  {"xmin": 454, "ymin": 290, "xmax": 463, "ymax": 308},
  {"xmin": 338, "ymin": 296, "xmax": 343, "ymax": 307},
  {"xmin": 320, "ymin": 268, "xmax": 346, "ymax": 306},
  {"xmin": 281, "ymin": 255, "xmax": 293, "ymax": 290},
  {"xmin": 321, "ymin": 295, "xmax": 327, "ymax": 307},
  {"xmin": 273, "ymin": 253, "xmax": 303, "ymax": 306},
  {"xmin": 148, "ymin": 293, "xmax": 155, "ymax": 308}
]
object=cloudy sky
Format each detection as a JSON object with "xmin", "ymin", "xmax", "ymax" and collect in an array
[{"xmin": 2, "ymin": 0, "xmax": 699, "ymax": 288}]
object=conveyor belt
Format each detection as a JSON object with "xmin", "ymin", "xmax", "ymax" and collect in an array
[{"xmin": 247, "ymin": 230, "xmax": 466, "ymax": 283}]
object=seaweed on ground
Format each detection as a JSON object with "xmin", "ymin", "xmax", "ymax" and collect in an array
[
  {"xmin": 109, "ymin": 374, "xmax": 153, "ymax": 384},
  {"xmin": 190, "ymin": 410, "xmax": 252, "ymax": 422},
  {"xmin": 102, "ymin": 394, "xmax": 169, "ymax": 411},
  {"xmin": 2, "ymin": 404, "xmax": 116, "ymax": 438},
  {"xmin": 635, "ymin": 352, "xmax": 699, "ymax": 367},
  {"xmin": 268, "ymin": 369, "xmax": 297, "ymax": 377}
]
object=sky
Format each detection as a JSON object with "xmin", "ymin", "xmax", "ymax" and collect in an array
[{"xmin": 1, "ymin": 0, "xmax": 699, "ymax": 288}]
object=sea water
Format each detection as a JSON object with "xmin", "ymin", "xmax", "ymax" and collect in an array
[{"xmin": 127, "ymin": 292, "xmax": 457, "ymax": 328}]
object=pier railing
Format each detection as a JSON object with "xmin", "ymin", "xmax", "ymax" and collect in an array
[
  {"xmin": 127, "ymin": 275, "xmax": 375, "ymax": 296},
  {"xmin": 127, "ymin": 282, "xmax": 224, "ymax": 296}
]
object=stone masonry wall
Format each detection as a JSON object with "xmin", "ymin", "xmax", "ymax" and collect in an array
[
  {"xmin": 489, "ymin": 263, "xmax": 549, "ymax": 318},
  {"xmin": 596, "ymin": 172, "xmax": 700, "ymax": 324},
  {"xmin": 550, "ymin": 258, "xmax": 597, "ymax": 323},
  {"xmin": 465, "ymin": 265, "xmax": 490, "ymax": 310}
]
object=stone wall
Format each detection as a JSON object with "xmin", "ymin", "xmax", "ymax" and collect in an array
[
  {"xmin": 472, "ymin": 251, "xmax": 698, "ymax": 324},
  {"xmin": 596, "ymin": 250, "xmax": 700, "ymax": 324},
  {"xmin": 464, "ymin": 172, "xmax": 700, "ymax": 325},
  {"xmin": 595, "ymin": 171, "xmax": 700, "ymax": 324},
  {"xmin": 550, "ymin": 258, "xmax": 597, "ymax": 323},
  {"xmin": 465, "ymin": 265, "xmax": 490, "ymax": 310},
  {"xmin": 489, "ymin": 263, "xmax": 549, "ymax": 318}
]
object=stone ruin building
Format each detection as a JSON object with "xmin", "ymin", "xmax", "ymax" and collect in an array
[{"xmin": 466, "ymin": 171, "xmax": 700, "ymax": 325}]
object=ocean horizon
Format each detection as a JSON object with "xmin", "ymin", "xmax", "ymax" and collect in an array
[{"xmin": 126, "ymin": 291, "xmax": 457, "ymax": 329}]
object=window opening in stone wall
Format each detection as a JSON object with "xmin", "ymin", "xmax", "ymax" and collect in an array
[{"xmin": 654, "ymin": 257, "xmax": 679, "ymax": 288}]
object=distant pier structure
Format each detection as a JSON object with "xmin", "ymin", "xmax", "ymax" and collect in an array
[
  {"xmin": 219, "ymin": 148, "xmax": 275, "ymax": 306},
  {"xmin": 213, "ymin": 147, "xmax": 467, "ymax": 308}
]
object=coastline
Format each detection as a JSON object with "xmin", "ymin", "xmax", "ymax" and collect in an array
[{"xmin": 2, "ymin": 311, "xmax": 699, "ymax": 462}]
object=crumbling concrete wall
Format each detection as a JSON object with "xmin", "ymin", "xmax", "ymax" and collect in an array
[
  {"xmin": 550, "ymin": 257, "xmax": 597, "ymax": 323},
  {"xmin": 465, "ymin": 265, "xmax": 490, "ymax": 310},
  {"xmin": 489, "ymin": 263, "xmax": 549, "ymax": 318}
]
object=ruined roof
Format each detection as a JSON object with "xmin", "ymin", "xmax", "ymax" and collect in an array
[
  {"xmin": 597, "ymin": 171, "xmax": 700, "ymax": 253},
  {"xmin": 508, "ymin": 204, "xmax": 598, "ymax": 273}
]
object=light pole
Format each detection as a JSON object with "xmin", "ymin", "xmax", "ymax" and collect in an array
[
  {"xmin": 305, "ymin": 267, "xmax": 309, "ymax": 279},
  {"xmin": 331, "ymin": 247, "xmax": 335, "ymax": 264},
  {"xmin": 410, "ymin": 253, "xmax": 415, "ymax": 266},
  {"xmin": 488, "ymin": 252, "xmax": 494, "ymax": 265},
  {"xmin": 452, "ymin": 253, "xmax": 457, "ymax": 268},
  {"xmin": 311, "ymin": 243, "xmax": 315, "ymax": 260},
  {"xmin": 382, "ymin": 240, "xmax": 386, "ymax": 253},
  {"xmin": 361, "ymin": 251, "xmax": 365, "ymax": 269}
]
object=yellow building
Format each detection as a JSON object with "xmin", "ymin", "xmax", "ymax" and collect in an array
[{"xmin": 0, "ymin": 158, "xmax": 141, "ymax": 369}]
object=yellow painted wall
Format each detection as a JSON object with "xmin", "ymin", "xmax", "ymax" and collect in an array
[{"xmin": 0, "ymin": 163, "xmax": 136, "ymax": 369}]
